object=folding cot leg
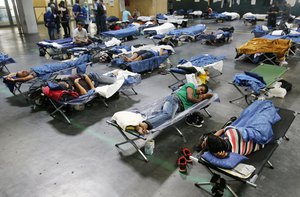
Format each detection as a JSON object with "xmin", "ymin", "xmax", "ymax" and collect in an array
[
  {"xmin": 115, "ymin": 127, "xmax": 148, "ymax": 162},
  {"xmin": 173, "ymin": 125, "xmax": 187, "ymax": 143},
  {"xmin": 49, "ymin": 99, "xmax": 71, "ymax": 124},
  {"xmin": 203, "ymin": 108, "xmax": 212, "ymax": 118},
  {"xmin": 267, "ymin": 161, "xmax": 274, "ymax": 169},
  {"xmin": 131, "ymin": 87, "xmax": 138, "ymax": 95},
  {"xmin": 195, "ymin": 181, "xmax": 238, "ymax": 197}
]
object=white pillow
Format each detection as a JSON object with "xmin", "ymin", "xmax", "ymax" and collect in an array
[{"xmin": 112, "ymin": 111, "xmax": 144, "ymax": 130}]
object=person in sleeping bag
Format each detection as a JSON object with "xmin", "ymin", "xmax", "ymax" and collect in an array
[
  {"xmin": 135, "ymin": 83, "xmax": 213, "ymax": 135},
  {"xmin": 198, "ymin": 127, "xmax": 263, "ymax": 159}
]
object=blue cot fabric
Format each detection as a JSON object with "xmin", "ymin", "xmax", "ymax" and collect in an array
[
  {"xmin": 231, "ymin": 100, "xmax": 281, "ymax": 144},
  {"xmin": 168, "ymin": 24, "xmax": 206, "ymax": 37},
  {"xmin": 202, "ymin": 151, "xmax": 248, "ymax": 169},
  {"xmin": 0, "ymin": 54, "xmax": 16, "ymax": 65},
  {"xmin": 127, "ymin": 54, "xmax": 169, "ymax": 73},
  {"xmin": 244, "ymin": 71, "xmax": 266, "ymax": 85},
  {"xmin": 110, "ymin": 45, "xmax": 131, "ymax": 54},
  {"xmin": 233, "ymin": 73, "xmax": 266, "ymax": 94},
  {"xmin": 43, "ymin": 37, "xmax": 73, "ymax": 44},
  {"xmin": 156, "ymin": 13, "xmax": 167, "ymax": 20},
  {"xmin": 101, "ymin": 27, "xmax": 139, "ymax": 38}
]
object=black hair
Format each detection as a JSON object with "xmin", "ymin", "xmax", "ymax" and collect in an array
[
  {"xmin": 77, "ymin": 21, "xmax": 84, "ymax": 26},
  {"xmin": 206, "ymin": 134, "xmax": 227, "ymax": 153},
  {"xmin": 200, "ymin": 84, "xmax": 209, "ymax": 94}
]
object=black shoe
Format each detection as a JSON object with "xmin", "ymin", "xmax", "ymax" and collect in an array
[{"xmin": 185, "ymin": 116, "xmax": 204, "ymax": 128}]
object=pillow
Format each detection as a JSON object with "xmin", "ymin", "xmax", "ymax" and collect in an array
[
  {"xmin": 202, "ymin": 151, "xmax": 248, "ymax": 169},
  {"xmin": 112, "ymin": 111, "xmax": 144, "ymax": 130}
]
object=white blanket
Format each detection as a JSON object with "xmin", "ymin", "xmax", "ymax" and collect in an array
[
  {"xmin": 222, "ymin": 12, "xmax": 240, "ymax": 20},
  {"xmin": 105, "ymin": 37, "xmax": 122, "ymax": 47},
  {"xmin": 143, "ymin": 23, "xmax": 176, "ymax": 35},
  {"xmin": 243, "ymin": 12, "xmax": 267, "ymax": 20},
  {"xmin": 95, "ymin": 79, "xmax": 124, "ymax": 99}
]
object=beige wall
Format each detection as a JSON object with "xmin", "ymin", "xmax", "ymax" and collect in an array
[
  {"xmin": 127, "ymin": 0, "xmax": 167, "ymax": 17},
  {"xmin": 104, "ymin": 0, "xmax": 121, "ymax": 19},
  {"xmin": 33, "ymin": 0, "xmax": 47, "ymax": 7}
]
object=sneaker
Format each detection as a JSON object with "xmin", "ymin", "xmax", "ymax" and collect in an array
[
  {"xmin": 185, "ymin": 115, "xmax": 204, "ymax": 128},
  {"xmin": 177, "ymin": 156, "xmax": 187, "ymax": 173}
]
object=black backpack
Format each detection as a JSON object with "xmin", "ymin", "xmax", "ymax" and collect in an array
[{"xmin": 279, "ymin": 79, "xmax": 292, "ymax": 92}]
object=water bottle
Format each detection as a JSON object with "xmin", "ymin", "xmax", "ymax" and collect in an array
[{"xmin": 144, "ymin": 140, "xmax": 155, "ymax": 155}]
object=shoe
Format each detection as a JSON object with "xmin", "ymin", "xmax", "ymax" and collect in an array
[
  {"xmin": 180, "ymin": 147, "xmax": 192, "ymax": 163},
  {"xmin": 177, "ymin": 156, "xmax": 187, "ymax": 173},
  {"xmin": 185, "ymin": 115, "xmax": 204, "ymax": 128}
]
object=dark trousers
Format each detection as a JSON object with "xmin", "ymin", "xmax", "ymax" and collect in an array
[
  {"xmin": 61, "ymin": 22, "xmax": 70, "ymax": 37},
  {"xmin": 100, "ymin": 15, "xmax": 107, "ymax": 32},
  {"xmin": 267, "ymin": 17, "xmax": 277, "ymax": 28},
  {"xmin": 95, "ymin": 15, "xmax": 101, "ymax": 34}
]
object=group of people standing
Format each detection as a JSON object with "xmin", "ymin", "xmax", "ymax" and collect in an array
[{"xmin": 44, "ymin": 0, "xmax": 107, "ymax": 40}]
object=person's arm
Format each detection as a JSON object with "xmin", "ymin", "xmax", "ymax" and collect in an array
[
  {"xmin": 214, "ymin": 128, "xmax": 225, "ymax": 137},
  {"xmin": 83, "ymin": 74, "xmax": 95, "ymax": 90},
  {"xmin": 74, "ymin": 78, "xmax": 87, "ymax": 95},
  {"xmin": 10, "ymin": 74, "xmax": 35, "ymax": 82},
  {"xmin": 159, "ymin": 48, "xmax": 168, "ymax": 56},
  {"xmin": 186, "ymin": 87, "xmax": 213, "ymax": 103},
  {"xmin": 214, "ymin": 151, "xmax": 228, "ymax": 158}
]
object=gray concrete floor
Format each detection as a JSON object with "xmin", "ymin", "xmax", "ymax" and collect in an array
[{"xmin": 0, "ymin": 19, "xmax": 299, "ymax": 197}]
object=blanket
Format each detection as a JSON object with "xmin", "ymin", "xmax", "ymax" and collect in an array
[
  {"xmin": 233, "ymin": 73, "xmax": 266, "ymax": 94},
  {"xmin": 237, "ymin": 38, "xmax": 291, "ymax": 61},
  {"xmin": 231, "ymin": 100, "xmax": 281, "ymax": 144}
]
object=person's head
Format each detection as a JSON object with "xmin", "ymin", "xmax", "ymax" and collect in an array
[
  {"xmin": 75, "ymin": 0, "xmax": 79, "ymax": 3},
  {"xmin": 271, "ymin": 2, "xmax": 277, "ymax": 7},
  {"xmin": 58, "ymin": 81, "xmax": 70, "ymax": 90},
  {"xmin": 77, "ymin": 21, "xmax": 84, "ymax": 30},
  {"xmin": 206, "ymin": 134, "xmax": 227, "ymax": 154},
  {"xmin": 59, "ymin": 1, "xmax": 65, "ymax": 7},
  {"xmin": 99, "ymin": 0, "xmax": 103, "ymax": 3},
  {"xmin": 46, "ymin": 6, "xmax": 52, "ymax": 13},
  {"xmin": 93, "ymin": 0, "xmax": 98, "ymax": 2},
  {"xmin": 16, "ymin": 70, "xmax": 31, "ymax": 78},
  {"xmin": 196, "ymin": 84, "xmax": 209, "ymax": 94},
  {"xmin": 83, "ymin": 1, "xmax": 88, "ymax": 7}
]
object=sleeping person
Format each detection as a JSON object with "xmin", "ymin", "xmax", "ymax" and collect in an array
[
  {"xmin": 57, "ymin": 74, "xmax": 95, "ymax": 96},
  {"xmin": 122, "ymin": 45, "xmax": 173, "ymax": 62},
  {"xmin": 195, "ymin": 100, "xmax": 281, "ymax": 158},
  {"xmin": 5, "ymin": 70, "xmax": 37, "ymax": 82},
  {"xmin": 135, "ymin": 83, "xmax": 213, "ymax": 135}
]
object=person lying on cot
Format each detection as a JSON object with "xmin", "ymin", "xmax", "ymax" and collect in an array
[
  {"xmin": 57, "ymin": 74, "xmax": 95, "ymax": 95},
  {"xmin": 135, "ymin": 83, "xmax": 213, "ymax": 135},
  {"xmin": 5, "ymin": 70, "xmax": 37, "ymax": 82},
  {"xmin": 123, "ymin": 47, "xmax": 171, "ymax": 62},
  {"xmin": 197, "ymin": 127, "xmax": 263, "ymax": 159}
]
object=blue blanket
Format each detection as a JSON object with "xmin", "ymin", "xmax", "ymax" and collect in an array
[
  {"xmin": 178, "ymin": 54, "xmax": 224, "ymax": 67},
  {"xmin": 231, "ymin": 100, "xmax": 281, "ymax": 144},
  {"xmin": 32, "ymin": 54, "xmax": 90, "ymax": 80},
  {"xmin": 168, "ymin": 24, "xmax": 206, "ymax": 37},
  {"xmin": 263, "ymin": 33, "xmax": 300, "ymax": 43},
  {"xmin": 233, "ymin": 73, "xmax": 266, "ymax": 94},
  {"xmin": 252, "ymin": 25, "xmax": 269, "ymax": 37},
  {"xmin": 101, "ymin": 27, "xmax": 139, "ymax": 38},
  {"xmin": 111, "ymin": 54, "xmax": 169, "ymax": 73}
]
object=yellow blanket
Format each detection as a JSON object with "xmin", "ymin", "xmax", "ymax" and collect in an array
[{"xmin": 237, "ymin": 38, "xmax": 291, "ymax": 61}]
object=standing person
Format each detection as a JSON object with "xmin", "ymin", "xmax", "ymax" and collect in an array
[
  {"xmin": 58, "ymin": 1, "xmax": 70, "ymax": 38},
  {"xmin": 132, "ymin": 9, "xmax": 140, "ymax": 19},
  {"xmin": 44, "ymin": 7, "xmax": 56, "ymax": 40},
  {"xmin": 92, "ymin": 0, "xmax": 104, "ymax": 35},
  {"xmin": 122, "ymin": 9, "xmax": 132, "ymax": 22},
  {"xmin": 267, "ymin": 2, "xmax": 279, "ymax": 28},
  {"xmin": 72, "ymin": 0, "xmax": 82, "ymax": 24},
  {"xmin": 49, "ymin": 0, "xmax": 60, "ymax": 34},
  {"xmin": 281, "ymin": 1, "xmax": 291, "ymax": 23},
  {"xmin": 100, "ymin": 0, "xmax": 107, "ymax": 32},
  {"xmin": 82, "ymin": 2, "xmax": 90, "ymax": 32}
]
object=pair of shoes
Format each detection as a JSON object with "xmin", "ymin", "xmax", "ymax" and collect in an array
[
  {"xmin": 177, "ymin": 147, "xmax": 193, "ymax": 173},
  {"xmin": 185, "ymin": 113, "xmax": 204, "ymax": 128}
]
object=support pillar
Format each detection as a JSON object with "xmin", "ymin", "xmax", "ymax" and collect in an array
[{"xmin": 16, "ymin": 0, "xmax": 38, "ymax": 34}]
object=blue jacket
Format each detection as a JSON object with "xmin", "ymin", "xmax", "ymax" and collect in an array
[{"xmin": 44, "ymin": 11, "xmax": 55, "ymax": 28}]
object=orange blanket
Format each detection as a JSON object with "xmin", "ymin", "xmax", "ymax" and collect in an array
[{"xmin": 237, "ymin": 38, "xmax": 291, "ymax": 61}]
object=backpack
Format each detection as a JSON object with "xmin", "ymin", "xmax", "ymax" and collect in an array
[{"xmin": 278, "ymin": 79, "xmax": 292, "ymax": 92}]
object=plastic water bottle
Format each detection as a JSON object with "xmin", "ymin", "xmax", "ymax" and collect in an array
[{"xmin": 144, "ymin": 140, "xmax": 155, "ymax": 155}]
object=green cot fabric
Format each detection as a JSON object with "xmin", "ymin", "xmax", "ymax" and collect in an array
[
  {"xmin": 251, "ymin": 64, "xmax": 288, "ymax": 87},
  {"xmin": 177, "ymin": 82, "xmax": 197, "ymax": 110}
]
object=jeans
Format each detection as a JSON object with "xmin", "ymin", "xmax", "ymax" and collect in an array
[
  {"xmin": 146, "ymin": 95, "xmax": 180, "ymax": 129},
  {"xmin": 48, "ymin": 26, "xmax": 56, "ymax": 40}
]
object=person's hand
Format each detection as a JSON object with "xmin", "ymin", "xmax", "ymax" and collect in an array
[
  {"xmin": 215, "ymin": 151, "xmax": 228, "ymax": 158},
  {"xmin": 74, "ymin": 78, "xmax": 80, "ymax": 83}
]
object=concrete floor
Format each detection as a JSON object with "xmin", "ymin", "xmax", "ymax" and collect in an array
[{"xmin": 0, "ymin": 19, "xmax": 299, "ymax": 197}]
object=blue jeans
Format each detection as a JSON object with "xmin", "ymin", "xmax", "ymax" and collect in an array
[
  {"xmin": 146, "ymin": 95, "xmax": 180, "ymax": 129},
  {"xmin": 48, "ymin": 26, "xmax": 56, "ymax": 40}
]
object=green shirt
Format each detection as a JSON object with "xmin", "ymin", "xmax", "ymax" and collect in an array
[{"xmin": 176, "ymin": 83, "xmax": 197, "ymax": 110}]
